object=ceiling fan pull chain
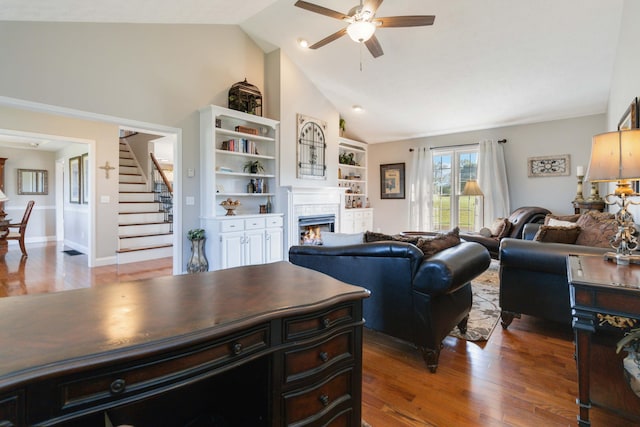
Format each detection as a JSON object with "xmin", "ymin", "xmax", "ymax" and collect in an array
[{"xmin": 360, "ymin": 44, "xmax": 364, "ymax": 72}]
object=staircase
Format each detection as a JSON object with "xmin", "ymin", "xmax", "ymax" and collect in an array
[{"xmin": 117, "ymin": 139, "xmax": 173, "ymax": 264}]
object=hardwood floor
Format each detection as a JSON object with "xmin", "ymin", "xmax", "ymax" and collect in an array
[
  {"xmin": 0, "ymin": 242, "xmax": 173, "ymax": 297},
  {"xmin": 0, "ymin": 243, "xmax": 634, "ymax": 426}
]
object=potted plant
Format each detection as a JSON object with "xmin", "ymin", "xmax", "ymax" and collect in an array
[
  {"xmin": 616, "ymin": 327, "xmax": 640, "ymax": 397},
  {"xmin": 339, "ymin": 117, "xmax": 346, "ymax": 136},
  {"xmin": 243, "ymin": 160, "xmax": 264, "ymax": 174},
  {"xmin": 187, "ymin": 228, "xmax": 208, "ymax": 273}
]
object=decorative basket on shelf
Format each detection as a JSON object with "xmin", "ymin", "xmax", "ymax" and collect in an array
[{"xmin": 220, "ymin": 198, "xmax": 240, "ymax": 216}]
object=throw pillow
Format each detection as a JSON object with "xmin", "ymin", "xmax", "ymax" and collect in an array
[
  {"xmin": 489, "ymin": 218, "xmax": 512, "ymax": 238},
  {"xmin": 364, "ymin": 231, "xmax": 394, "ymax": 242},
  {"xmin": 479, "ymin": 227, "xmax": 492, "ymax": 237},
  {"xmin": 547, "ymin": 217, "xmax": 579, "ymax": 228},
  {"xmin": 416, "ymin": 227, "xmax": 460, "ymax": 258},
  {"xmin": 574, "ymin": 211, "xmax": 618, "ymax": 248},
  {"xmin": 533, "ymin": 225, "xmax": 581, "ymax": 244},
  {"xmin": 321, "ymin": 232, "xmax": 364, "ymax": 247},
  {"xmin": 363, "ymin": 231, "xmax": 419, "ymax": 245},
  {"xmin": 544, "ymin": 213, "xmax": 581, "ymax": 225}
]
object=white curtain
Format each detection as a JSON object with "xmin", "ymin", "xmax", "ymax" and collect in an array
[
  {"xmin": 478, "ymin": 140, "xmax": 510, "ymax": 224},
  {"xmin": 408, "ymin": 147, "xmax": 433, "ymax": 231}
]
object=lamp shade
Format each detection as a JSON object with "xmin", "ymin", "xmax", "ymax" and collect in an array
[
  {"xmin": 585, "ymin": 129, "xmax": 640, "ymax": 182},
  {"xmin": 0, "ymin": 189, "xmax": 8, "ymax": 202},
  {"xmin": 462, "ymin": 180, "xmax": 484, "ymax": 196},
  {"xmin": 346, "ymin": 21, "xmax": 376, "ymax": 43}
]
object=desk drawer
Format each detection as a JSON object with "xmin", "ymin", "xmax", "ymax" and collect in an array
[
  {"xmin": 0, "ymin": 391, "xmax": 22, "ymax": 427},
  {"xmin": 57, "ymin": 326, "xmax": 269, "ymax": 412},
  {"xmin": 284, "ymin": 368, "xmax": 352, "ymax": 425},
  {"xmin": 284, "ymin": 304, "xmax": 355, "ymax": 341},
  {"xmin": 284, "ymin": 331, "xmax": 353, "ymax": 383}
]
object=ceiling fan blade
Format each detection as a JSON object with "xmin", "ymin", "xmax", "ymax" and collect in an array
[
  {"xmin": 294, "ymin": 1, "xmax": 350, "ymax": 21},
  {"xmin": 374, "ymin": 15, "xmax": 436, "ymax": 28},
  {"xmin": 365, "ymin": 35, "xmax": 384, "ymax": 58},
  {"xmin": 362, "ymin": 0, "xmax": 384, "ymax": 16},
  {"xmin": 309, "ymin": 28, "xmax": 348, "ymax": 49}
]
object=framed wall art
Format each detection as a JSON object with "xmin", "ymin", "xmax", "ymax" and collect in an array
[
  {"xmin": 618, "ymin": 97, "xmax": 639, "ymax": 131},
  {"xmin": 69, "ymin": 156, "xmax": 81, "ymax": 203},
  {"xmin": 296, "ymin": 114, "xmax": 327, "ymax": 180},
  {"xmin": 527, "ymin": 154, "xmax": 570, "ymax": 177},
  {"xmin": 380, "ymin": 163, "xmax": 405, "ymax": 199}
]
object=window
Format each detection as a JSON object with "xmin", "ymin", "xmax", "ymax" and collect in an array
[{"xmin": 431, "ymin": 147, "xmax": 479, "ymax": 232}]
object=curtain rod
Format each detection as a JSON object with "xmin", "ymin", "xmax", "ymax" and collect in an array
[{"xmin": 409, "ymin": 139, "xmax": 507, "ymax": 152}]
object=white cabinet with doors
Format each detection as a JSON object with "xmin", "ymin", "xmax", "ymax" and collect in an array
[
  {"xmin": 205, "ymin": 214, "xmax": 283, "ymax": 270},
  {"xmin": 341, "ymin": 209, "xmax": 373, "ymax": 234}
]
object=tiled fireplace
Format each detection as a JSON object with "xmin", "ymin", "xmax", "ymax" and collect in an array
[{"xmin": 286, "ymin": 187, "xmax": 342, "ymax": 249}]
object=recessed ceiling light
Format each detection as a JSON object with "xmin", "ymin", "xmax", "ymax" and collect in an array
[
  {"xmin": 298, "ymin": 38, "xmax": 309, "ymax": 48},
  {"xmin": 352, "ymin": 105, "xmax": 364, "ymax": 112}
]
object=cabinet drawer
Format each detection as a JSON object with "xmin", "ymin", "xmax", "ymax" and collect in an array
[
  {"xmin": 266, "ymin": 216, "xmax": 283, "ymax": 228},
  {"xmin": 220, "ymin": 219, "xmax": 244, "ymax": 232},
  {"xmin": 56, "ymin": 326, "xmax": 269, "ymax": 412},
  {"xmin": 0, "ymin": 391, "xmax": 22, "ymax": 427},
  {"xmin": 284, "ymin": 368, "xmax": 352, "ymax": 425},
  {"xmin": 284, "ymin": 331, "xmax": 354, "ymax": 383},
  {"xmin": 245, "ymin": 217, "xmax": 266, "ymax": 230},
  {"xmin": 353, "ymin": 212, "xmax": 363, "ymax": 220},
  {"xmin": 284, "ymin": 304, "xmax": 355, "ymax": 341}
]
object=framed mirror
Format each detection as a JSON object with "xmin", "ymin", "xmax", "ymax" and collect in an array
[{"xmin": 17, "ymin": 168, "xmax": 48, "ymax": 195}]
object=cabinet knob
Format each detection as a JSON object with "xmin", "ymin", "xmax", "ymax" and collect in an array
[
  {"xmin": 319, "ymin": 394, "xmax": 330, "ymax": 407},
  {"xmin": 322, "ymin": 317, "xmax": 331, "ymax": 328},
  {"xmin": 319, "ymin": 351, "xmax": 329, "ymax": 362},
  {"xmin": 232, "ymin": 342, "xmax": 243, "ymax": 355},
  {"xmin": 110, "ymin": 378, "xmax": 126, "ymax": 395}
]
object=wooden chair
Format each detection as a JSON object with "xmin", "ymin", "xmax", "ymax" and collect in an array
[{"xmin": 7, "ymin": 200, "xmax": 35, "ymax": 257}]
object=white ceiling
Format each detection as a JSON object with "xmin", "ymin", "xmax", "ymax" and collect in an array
[{"xmin": 0, "ymin": 0, "xmax": 625, "ymax": 143}]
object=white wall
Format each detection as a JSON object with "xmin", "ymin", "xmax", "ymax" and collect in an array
[
  {"xmin": 266, "ymin": 50, "xmax": 340, "ymax": 189},
  {"xmin": 369, "ymin": 114, "xmax": 605, "ymax": 234},
  {"xmin": 0, "ymin": 22, "xmax": 266, "ymax": 266},
  {"xmin": 606, "ymin": 0, "xmax": 640, "ymax": 219}
]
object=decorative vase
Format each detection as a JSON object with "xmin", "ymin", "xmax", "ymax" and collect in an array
[
  {"xmin": 187, "ymin": 238, "xmax": 209, "ymax": 273},
  {"xmin": 623, "ymin": 352, "xmax": 640, "ymax": 398}
]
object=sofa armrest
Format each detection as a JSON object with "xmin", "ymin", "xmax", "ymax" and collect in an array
[
  {"xmin": 413, "ymin": 242, "xmax": 491, "ymax": 296},
  {"xmin": 499, "ymin": 238, "xmax": 609, "ymax": 275},
  {"xmin": 522, "ymin": 223, "xmax": 541, "ymax": 240}
]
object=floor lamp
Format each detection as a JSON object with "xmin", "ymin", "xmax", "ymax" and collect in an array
[{"xmin": 462, "ymin": 180, "xmax": 484, "ymax": 230}]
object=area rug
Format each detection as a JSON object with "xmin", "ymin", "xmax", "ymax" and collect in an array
[{"xmin": 448, "ymin": 259, "xmax": 500, "ymax": 341}]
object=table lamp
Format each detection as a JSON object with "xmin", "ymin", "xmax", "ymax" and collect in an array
[
  {"xmin": 462, "ymin": 179, "xmax": 484, "ymax": 228},
  {"xmin": 584, "ymin": 129, "xmax": 640, "ymax": 264}
]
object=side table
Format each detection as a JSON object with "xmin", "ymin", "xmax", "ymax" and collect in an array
[
  {"xmin": 572, "ymin": 200, "xmax": 605, "ymax": 214},
  {"xmin": 568, "ymin": 254, "xmax": 640, "ymax": 426}
]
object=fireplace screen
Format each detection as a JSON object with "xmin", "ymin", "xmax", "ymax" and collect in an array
[{"xmin": 299, "ymin": 214, "xmax": 335, "ymax": 245}]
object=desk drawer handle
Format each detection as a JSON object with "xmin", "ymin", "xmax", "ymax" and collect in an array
[
  {"xmin": 319, "ymin": 351, "xmax": 329, "ymax": 362},
  {"xmin": 319, "ymin": 394, "xmax": 330, "ymax": 407},
  {"xmin": 322, "ymin": 317, "xmax": 331, "ymax": 328},
  {"xmin": 110, "ymin": 378, "xmax": 126, "ymax": 395},
  {"xmin": 232, "ymin": 342, "xmax": 243, "ymax": 355}
]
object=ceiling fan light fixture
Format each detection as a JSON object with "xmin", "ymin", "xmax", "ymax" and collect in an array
[
  {"xmin": 297, "ymin": 38, "xmax": 309, "ymax": 48},
  {"xmin": 346, "ymin": 21, "xmax": 376, "ymax": 43}
]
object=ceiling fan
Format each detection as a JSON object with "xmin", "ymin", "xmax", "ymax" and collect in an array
[{"xmin": 294, "ymin": 0, "xmax": 435, "ymax": 58}]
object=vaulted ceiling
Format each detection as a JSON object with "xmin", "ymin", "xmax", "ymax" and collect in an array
[{"xmin": 0, "ymin": 0, "xmax": 624, "ymax": 143}]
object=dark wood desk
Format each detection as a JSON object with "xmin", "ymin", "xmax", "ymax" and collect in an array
[
  {"xmin": 568, "ymin": 255, "xmax": 640, "ymax": 427},
  {"xmin": 0, "ymin": 262, "xmax": 370, "ymax": 426}
]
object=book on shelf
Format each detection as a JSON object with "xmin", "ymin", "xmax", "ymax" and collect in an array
[{"xmin": 220, "ymin": 139, "xmax": 258, "ymax": 155}]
